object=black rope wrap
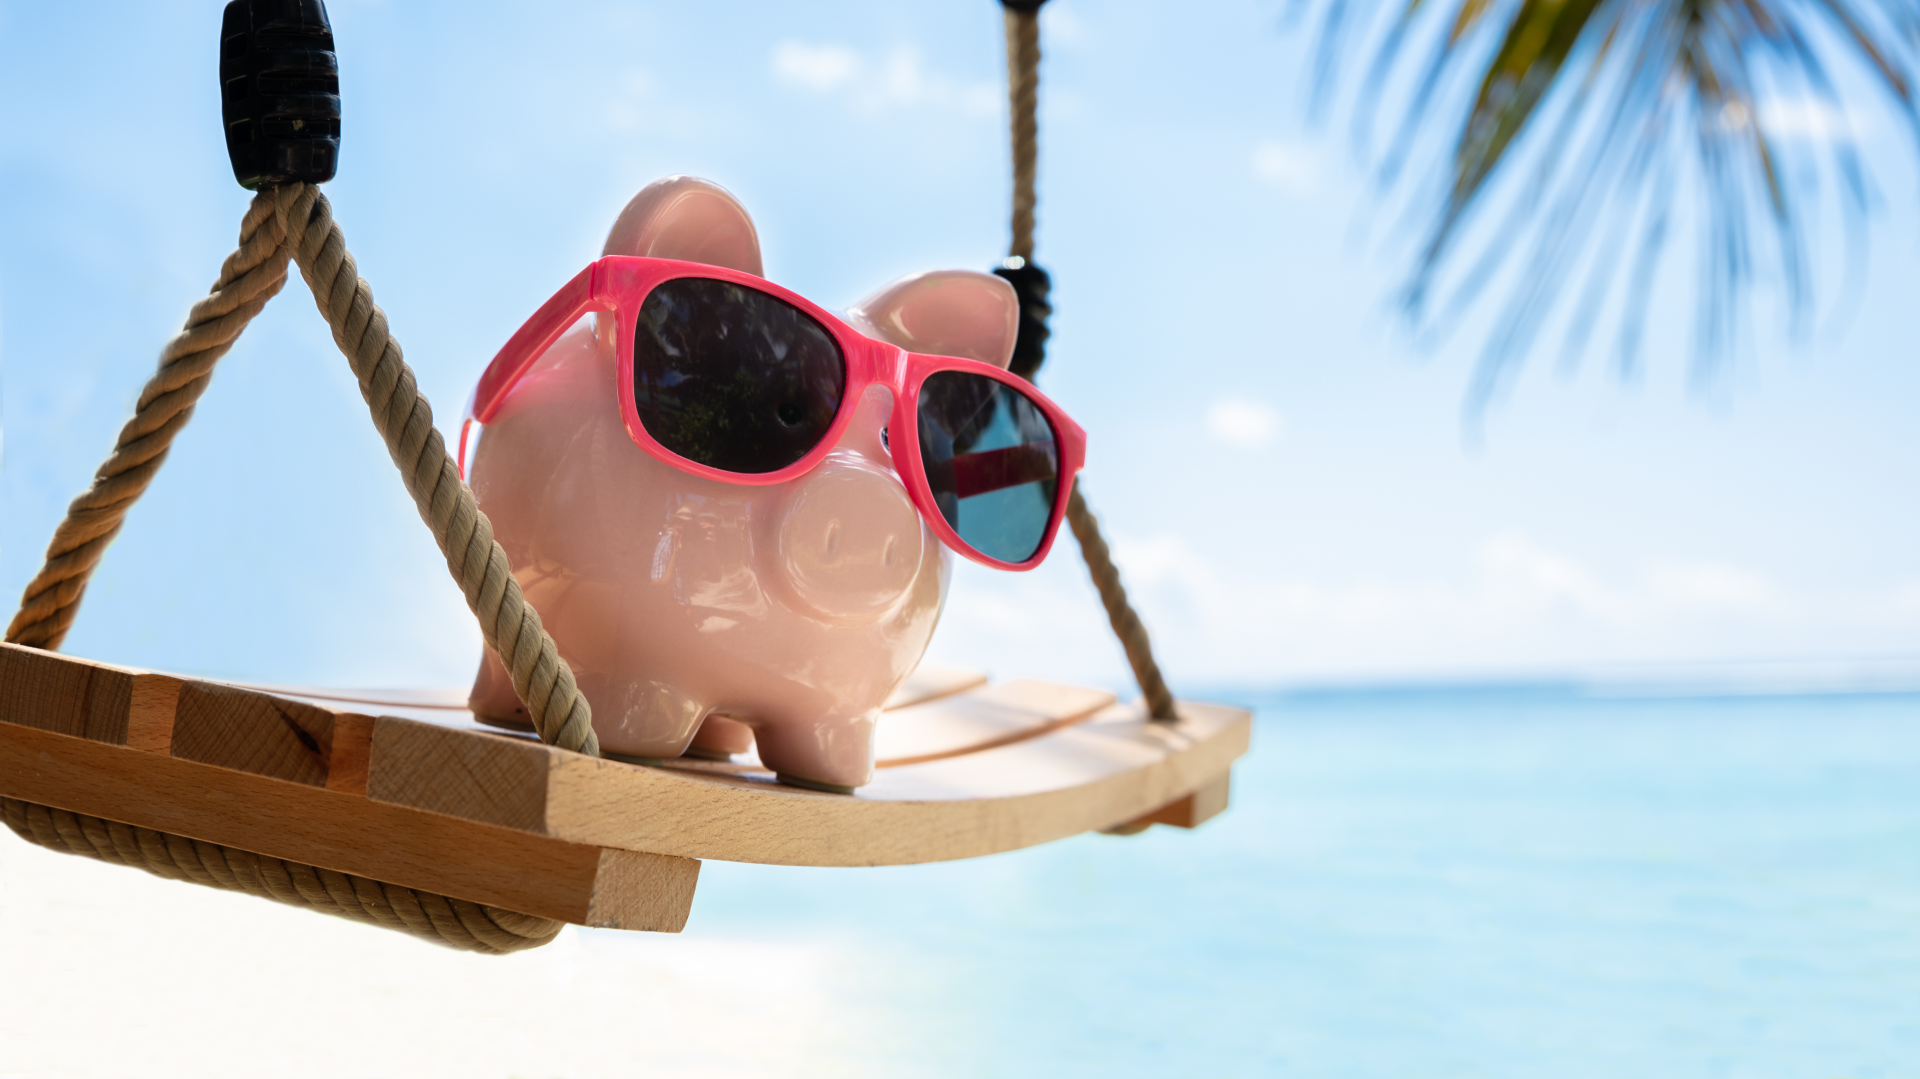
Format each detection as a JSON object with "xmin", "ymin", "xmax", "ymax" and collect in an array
[{"xmin": 993, "ymin": 260, "xmax": 1054, "ymax": 381}]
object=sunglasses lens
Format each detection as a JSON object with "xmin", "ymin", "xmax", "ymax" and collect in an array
[
  {"xmin": 633, "ymin": 278, "xmax": 846, "ymax": 474},
  {"xmin": 916, "ymin": 370, "xmax": 1061, "ymax": 563}
]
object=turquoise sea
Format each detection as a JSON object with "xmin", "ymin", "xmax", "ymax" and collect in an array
[{"xmin": 648, "ymin": 687, "xmax": 1920, "ymax": 1076}]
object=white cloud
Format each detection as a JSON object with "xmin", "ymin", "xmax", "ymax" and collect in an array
[
  {"xmin": 1109, "ymin": 533, "xmax": 1213, "ymax": 592},
  {"xmin": 769, "ymin": 41, "xmax": 996, "ymax": 115},
  {"xmin": 1647, "ymin": 560, "xmax": 1774, "ymax": 608},
  {"xmin": 882, "ymin": 48, "xmax": 927, "ymax": 104},
  {"xmin": 1206, "ymin": 398, "xmax": 1282, "ymax": 448},
  {"xmin": 772, "ymin": 41, "xmax": 862, "ymax": 92},
  {"xmin": 1040, "ymin": 5, "xmax": 1088, "ymax": 46},
  {"xmin": 927, "ymin": 525, "xmax": 1920, "ymax": 689},
  {"xmin": 604, "ymin": 67, "xmax": 688, "ymax": 135},
  {"xmin": 959, "ymin": 82, "xmax": 1002, "ymax": 115},
  {"xmin": 1475, "ymin": 532, "xmax": 1628, "ymax": 622},
  {"xmin": 1252, "ymin": 139, "xmax": 1319, "ymax": 192}
]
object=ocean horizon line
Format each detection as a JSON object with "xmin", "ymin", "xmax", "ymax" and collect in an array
[{"xmin": 1188, "ymin": 655, "xmax": 1920, "ymax": 708}]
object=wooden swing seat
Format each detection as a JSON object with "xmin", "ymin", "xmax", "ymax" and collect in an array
[
  {"xmin": 2, "ymin": 5, "xmax": 1232, "ymax": 952},
  {"xmin": 0, "ymin": 641, "xmax": 1248, "ymax": 933}
]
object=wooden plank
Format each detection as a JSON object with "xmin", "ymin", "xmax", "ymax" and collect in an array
[
  {"xmin": 170, "ymin": 682, "xmax": 339, "ymax": 787},
  {"xmin": 1161, "ymin": 769, "xmax": 1232, "ymax": 828},
  {"xmin": 0, "ymin": 643, "xmax": 132, "ymax": 744},
  {"xmin": 231, "ymin": 684, "xmax": 472, "ymax": 711},
  {"xmin": 365, "ymin": 699, "xmax": 1249, "ymax": 866},
  {"xmin": 874, "ymin": 680, "xmax": 1115, "ymax": 767},
  {"xmin": 0, "ymin": 719, "xmax": 697, "ymax": 931},
  {"xmin": 251, "ymin": 664, "xmax": 992, "ymax": 735},
  {"xmin": 587, "ymin": 847, "xmax": 701, "ymax": 930},
  {"xmin": 324, "ymin": 713, "xmax": 376, "ymax": 796},
  {"xmin": 366, "ymin": 716, "xmax": 551, "ymax": 833},
  {"xmin": 0, "ymin": 643, "xmax": 697, "ymax": 930},
  {"xmin": 1110, "ymin": 770, "xmax": 1232, "ymax": 833},
  {"xmin": 1, "ymin": 644, "xmax": 354, "ymax": 788},
  {"xmin": 126, "ymin": 674, "xmax": 182, "ymax": 753},
  {"xmin": 0, "ymin": 642, "xmax": 1251, "ymax": 876},
  {"xmin": 882, "ymin": 665, "xmax": 989, "ymax": 710}
]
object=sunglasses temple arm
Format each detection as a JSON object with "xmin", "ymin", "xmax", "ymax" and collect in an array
[
  {"xmin": 456, "ymin": 416, "xmax": 475, "ymax": 479},
  {"xmin": 467, "ymin": 262, "xmax": 602, "ymax": 427}
]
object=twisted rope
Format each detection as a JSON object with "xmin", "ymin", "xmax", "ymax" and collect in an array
[
  {"xmin": 1, "ymin": 186, "xmax": 597, "ymax": 952},
  {"xmin": 1001, "ymin": 2, "xmax": 1179, "ymax": 721},
  {"xmin": 1005, "ymin": 5, "xmax": 1041, "ymax": 261},
  {"xmin": 1066, "ymin": 485, "xmax": 1177, "ymax": 720},
  {"xmin": 2, "ymin": 798, "xmax": 559, "ymax": 953},
  {"xmin": 6, "ymin": 192, "xmax": 293, "ymax": 650},
  {"xmin": 271, "ymin": 183, "xmax": 599, "ymax": 757}
]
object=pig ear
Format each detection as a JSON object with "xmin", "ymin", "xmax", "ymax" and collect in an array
[
  {"xmin": 603, "ymin": 176, "xmax": 763, "ymax": 276},
  {"xmin": 845, "ymin": 271, "xmax": 1019, "ymax": 369}
]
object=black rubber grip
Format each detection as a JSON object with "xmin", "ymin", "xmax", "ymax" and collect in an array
[{"xmin": 220, "ymin": 0, "xmax": 340, "ymax": 189}]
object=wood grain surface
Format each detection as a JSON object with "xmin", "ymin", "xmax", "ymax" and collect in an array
[
  {"xmin": 0, "ymin": 718, "xmax": 697, "ymax": 929},
  {"xmin": 874, "ymin": 680, "xmax": 1115, "ymax": 766},
  {"xmin": 1, "ymin": 641, "xmax": 1249, "ymax": 905},
  {"xmin": 0, "ymin": 643, "xmax": 697, "ymax": 930},
  {"xmin": 365, "ymin": 698, "xmax": 1248, "ymax": 866}
]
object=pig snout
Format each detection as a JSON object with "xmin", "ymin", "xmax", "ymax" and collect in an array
[{"xmin": 774, "ymin": 456, "xmax": 925, "ymax": 623}]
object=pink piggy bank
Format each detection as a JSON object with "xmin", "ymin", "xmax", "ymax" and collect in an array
[{"xmin": 463, "ymin": 177, "xmax": 1084, "ymax": 791}]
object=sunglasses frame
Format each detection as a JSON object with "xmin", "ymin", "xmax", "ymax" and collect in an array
[{"xmin": 464, "ymin": 256, "xmax": 1088, "ymax": 571}]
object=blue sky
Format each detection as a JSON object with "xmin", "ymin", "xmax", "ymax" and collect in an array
[{"xmin": 3, "ymin": 0, "xmax": 1919, "ymax": 694}]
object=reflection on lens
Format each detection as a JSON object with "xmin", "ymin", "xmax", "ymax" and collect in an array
[
  {"xmin": 916, "ymin": 370, "xmax": 1060, "ymax": 563},
  {"xmin": 633, "ymin": 278, "xmax": 846, "ymax": 474}
]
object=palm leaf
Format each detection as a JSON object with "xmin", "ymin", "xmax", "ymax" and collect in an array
[{"xmin": 1313, "ymin": 0, "xmax": 1920, "ymax": 416}]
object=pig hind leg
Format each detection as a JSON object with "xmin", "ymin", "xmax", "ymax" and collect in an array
[
  {"xmin": 751, "ymin": 710, "xmax": 880, "ymax": 793},
  {"xmin": 685, "ymin": 714, "xmax": 755, "ymax": 760}
]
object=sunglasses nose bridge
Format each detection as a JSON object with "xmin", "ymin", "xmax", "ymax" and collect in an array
[{"xmin": 847, "ymin": 335, "xmax": 910, "ymax": 395}]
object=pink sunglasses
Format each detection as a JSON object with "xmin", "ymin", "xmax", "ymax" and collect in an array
[{"xmin": 462, "ymin": 257, "xmax": 1088, "ymax": 570}]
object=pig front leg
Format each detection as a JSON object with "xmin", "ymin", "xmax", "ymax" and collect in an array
[
  {"xmin": 751, "ymin": 710, "xmax": 880, "ymax": 793},
  {"xmin": 589, "ymin": 675, "xmax": 711, "ymax": 760},
  {"xmin": 469, "ymin": 647, "xmax": 529, "ymax": 726}
]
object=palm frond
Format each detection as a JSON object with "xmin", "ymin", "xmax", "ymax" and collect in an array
[{"xmin": 1313, "ymin": 0, "xmax": 1920, "ymax": 416}]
